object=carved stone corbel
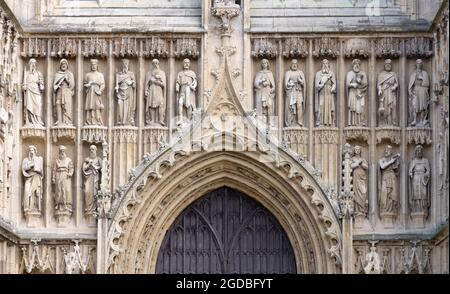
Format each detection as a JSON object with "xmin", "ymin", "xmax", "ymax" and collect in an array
[
  {"xmin": 251, "ymin": 38, "xmax": 278, "ymax": 59},
  {"xmin": 344, "ymin": 38, "xmax": 370, "ymax": 59},
  {"xmin": 82, "ymin": 38, "xmax": 108, "ymax": 58},
  {"xmin": 375, "ymin": 38, "xmax": 401, "ymax": 59},
  {"xmin": 313, "ymin": 38, "xmax": 339, "ymax": 59},
  {"xmin": 20, "ymin": 38, "xmax": 47, "ymax": 58},
  {"xmin": 50, "ymin": 38, "xmax": 78, "ymax": 59},
  {"xmin": 112, "ymin": 37, "xmax": 138, "ymax": 58},
  {"xmin": 174, "ymin": 38, "xmax": 200, "ymax": 59},
  {"xmin": 142, "ymin": 37, "xmax": 169, "ymax": 59},
  {"xmin": 405, "ymin": 37, "xmax": 433, "ymax": 59},
  {"xmin": 282, "ymin": 37, "xmax": 309, "ymax": 59}
]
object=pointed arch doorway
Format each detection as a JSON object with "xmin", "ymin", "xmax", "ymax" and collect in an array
[{"xmin": 155, "ymin": 187, "xmax": 297, "ymax": 274}]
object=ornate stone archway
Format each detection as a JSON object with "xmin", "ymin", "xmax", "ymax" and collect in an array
[{"xmin": 102, "ymin": 145, "xmax": 342, "ymax": 273}]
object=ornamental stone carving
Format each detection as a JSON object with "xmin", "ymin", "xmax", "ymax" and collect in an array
[
  {"xmin": 284, "ymin": 59, "xmax": 305, "ymax": 127},
  {"xmin": 115, "ymin": 59, "xmax": 136, "ymax": 126},
  {"xmin": 52, "ymin": 145, "xmax": 74, "ymax": 226},
  {"xmin": 408, "ymin": 59, "xmax": 430, "ymax": 127},
  {"xmin": 315, "ymin": 59, "xmax": 336, "ymax": 127},
  {"xmin": 378, "ymin": 145, "xmax": 400, "ymax": 227},
  {"xmin": 176, "ymin": 58, "xmax": 197, "ymax": 123},
  {"xmin": 142, "ymin": 38, "xmax": 169, "ymax": 59},
  {"xmin": 405, "ymin": 37, "xmax": 433, "ymax": 59},
  {"xmin": 282, "ymin": 38, "xmax": 308, "ymax": 59},
  {"xmin": 50, "ymin": 38, "xmax": 77, "ymax": 59},
  {"xmin": 251, "ymin": 39, "xmax": 278, "ymax": 59},
  {"xmin": 346, "ymin": 59, "xmax": 368, "ymax": 126},
  {"xmin": 82, "ymin": 145, "xmax": 102, "ymax": 220},
  {"xmin": 22, "ymin": 145, "xmax": 43, "ymax": 226},
  {"xmin": 82, "ymin": 38, "xmax": 108, "ymax": 58},
  {"xmin": 84, "ymin": 59, "xmax": 105, "ymax": 126},
  {"xmin": 113, "ymin": 37, "xmax": 138, "ymax": 58},
  {"xmin": 375, "ymin": 38, "xmax": 401, "ymax": 59},
  {"xmin": 409, "ymin": 145, "xmax": 430, "ymax": 227},
  {"xmin": 53, "ymin": 59, "xmax": 75, "ymax": 126},
  {"xmin": 20, "ymin": 38, "xmax": 47, "ymax": 58},
  {"xmin": 254, "ymin": 59, "xmax": 276, "ymax": 126},
  {"xmin": 174, "ymin": 39, "xmax": 200, "ymax": 59},
  {"xmin": 313, "ymin": 38, "xmax": 339, "ymax": 59},
  {"xmin": 145, "ymin": 59, "xmax": 166, "ymax": 126},
  {"xmin": 377, "ymin": 59, "xmax": 399, "ymax": 126},
  {"xmin": 23, "ymin": 59, "xmax": 44, "ymax": 127}
]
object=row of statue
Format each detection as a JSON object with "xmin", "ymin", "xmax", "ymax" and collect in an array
[
  {"xmin": 21, "ymin": 141, "xmax": 431, "ymax": 223},
  {"xmin": 254, "ymin": 58, "xmax": 431, "ymax": 128},
  {"xmin": 22, "ymin": 57, "xmax": 430, "ymax": 130},
  {"xmin": 22, "ymin": 144, "xmax": 105, "ymax": 222},
  {"xmin": 22, "ymin": 58, "xmax": 198, "ymax": 128},
  {"xmin": 343, "ymin": 144, "xmax": 430, "ymax": 219}
]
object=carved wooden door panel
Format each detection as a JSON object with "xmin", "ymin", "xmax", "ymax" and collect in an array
[{"xmin": 156, "ymin": 187, "xmax": 297, "ymax": 274}]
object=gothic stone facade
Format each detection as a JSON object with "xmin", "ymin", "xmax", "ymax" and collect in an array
[{"xmin": 0, "ymin": 0, "xmax": 448, "ymax": 274}]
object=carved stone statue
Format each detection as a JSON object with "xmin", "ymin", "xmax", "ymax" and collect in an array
[
  {"xmin": 82, "ymin": 145, "xmax": 102, "ymax": 216},
  {"xmin": 377, "ymin": 59, "xmax": 399, "ymax": 126},
  {"xmin": 284, "ymin": 59, "xmax": 305, "ymax": 127},
  {"xmin": 84, "ymin": 59, "xmax": 105, "ymax": 125},
  {"xmin": 409, "ymin": 145, "xmax": 430, "ymax": 215},
  {"xmin": 176, "ymin": 58, "xmax": 197, "ymax": 123},
  {"xmin": 115, "ymin": 59, "xmax": 136, "ymax": 126},
  {"xmin": 379, "ymin": 145, "xmax": 400, "ymax": 215},
  {"xmin": 52, "ymin": 146, "xmax": 74, "ymax": 214},
  {"xmin": 364, "ymin": 243, "xmax": 381, "ymax": 274},
  {"xmin": 254, "ymin": 59, "xmax": 275, "ymax": 125},
  {"xmin": 408, "ymin": 59, "xmax": 430, "ymax": 127},
  {"xmin": 22, "ymin": 146, "xmax": 43, "ymax": 214},
  {"xmin": 22, "ymin": 59, "xmax": 44, "ymax": 127},
  {"xmin": 346, "ymin": 59, "xmax": 368, "ymax": 126},
  {"xmin": 315, "ymin": 59, "xmax": 336, "ymax": 127},
  {"xmin": 351, "ymin": 145, "xmax": 369, "ymax": 217},
  {"xmin": 145, "ymin": 59, "xmax": 166, "ymax": 126},
  {"xmin": 53, "ymin": 59, "xmax": 75, "ymax": 126}
]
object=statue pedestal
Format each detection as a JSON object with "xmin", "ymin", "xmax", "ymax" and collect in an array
[
  {"xmin": 375, "ymin": 126, "xmax": 401, "ymax": 145},
  {"xmin": 343, "ymin": 126, "xmax": 370, "ymax": 143},
  {"xmin": 82, "ymin": 125, "xmax": 108, "ymax": 144},
  {"xmin": 411, "ymin": 212, "xmax": 427, "ymax": 228},
  {"xmin": 24, "ymin": 211, "xmax": 41, "ymax": 227},
  {"xmin": 406, "ymin": 127, "xmax": 432, "ymax": 145},
  {"xmin": 282, "ymin": 127, "xmax": 308, "ymax": 157},
  {"xmin": 55, "ymin": 210, "xmax": 72, "ymax": 227},
  {"xmin": 380, "ymin": 212, "xmax": 396, "ymax": 228},
  {"xmin": 21, "ymin": 125, "xmax": 46, "ymax": 140},
  {"xmin": 143, "ymin": 126, "xmax": 169, "ymax": 155},
  {"xmin": 51, "ymin": 125, "xmax": 76, "ymax": 143}
]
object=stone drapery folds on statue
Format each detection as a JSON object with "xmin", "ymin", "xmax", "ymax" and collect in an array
[
  {"xmin": 176, "ymin": 58, "xmax": 197, "ymax": 123},
  {"xmin": 351, "ymin": 145, "xmax": 369, "ymax": 217},
  {"xmin": 52, "ymin": 145, "xmax": 74, "ymax": 216},
  {"xmin": 408, "ymin": 59, "xmax": 430, "ymax": 127},
  {"xmin": 346, "ymin": 59, "xmax": 368, "ymax": 126},
  {"xmin": 315, "ymin": 59, "xmax": 336, "ymax": 127},
  {"xmin": 82, "ymin": 145, "xmax": 102, "ymax": 217},
  {"xmin": 53, "ymin": 59, "xmax": 75, "ymax": 126},
  {"xmin": 84, "ymin": 59, "xmax": 105, "ymax": 126},
  {"xmin": 22, "ymin": 59, "xmax": 44, "ymax": 127},
  {"xmin": 22, "ymin": 146, "xmax": 43, "ymax": 218},
  {"xmin": 254, "ymin": 59, "xmax": 276, "ymax": 126},
  {"xmin": 115, "ymin": 59, "xmax": 136, "ymax": 126},
  {"xmin": 145, "ymin": 59, "xmax": 166, "ymax": 126},
  {"xmin": 378, "ymin": 145, "xmax": 400, "ymax": 223},
  {"xmin": 409, "ymin": 145, "xmax": 430, "ymax": 216},
  {"xmin": 377, "ymin": 59, "xmax": 399, "ymax": 126},
  {"xmin": 284, "ymin": 59, "xmax": 305, "ymax": 127}
]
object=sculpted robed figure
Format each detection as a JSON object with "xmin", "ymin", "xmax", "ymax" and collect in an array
[
  {"xmin": 254, "ymin": 59, "xmax": 276, "ymax": 125},
  {"xmin": 22, "ymin": 146, "xmax": 43, "ymax": 214},
  {"xmin": 409, "ymin": 145, "xmax": 430, "ymax": 215},
  {"xmin": 379, "ymin": 145, "xmax": 400, "ymax": 215},
  {"xmin": 284, "ymin": 59, "xmax": 305, "ymax": 127},
  {"xmin": 145, "ymin": 59, "xmax": 166, "ymax": 126},
  {"xmin": 408, "ymin": 59, "xmax": 430, "ymax": 127},
  {"xmin": 82, "ymin": 145, "xmax": 102, "ymax": 215},
  {"xmin": 52, "ymin": 146, "xmax": 74, "ymax": 214},
  {"xmin": 176, "ymin": 58, "xmax": 197, "ymax": 123},
  {"xmin": 115, "ymin": 59, "xmax": 136, "ymax": 126},
  {"xmin": 346, "ymin": 59, "xmax": 368, "ymax": 126},
  {"xmin": 315, "ymin": 59, "xmax": 336, "ymax": 127},
  {"xmin": 22, "ymin": 59, "xmax": 44, "ymax": 127},
  {"xmin": 84, "ymin": 59, "xmax": 105, "ymax": 125},
  {"xmin": 53, "ymin": 59, "xmax": 75, "ymax": 125},
  {"xmin": 377, "ymin": 59, "xmax": 399, "ymax": 126}
]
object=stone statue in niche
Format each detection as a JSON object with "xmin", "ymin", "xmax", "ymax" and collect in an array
[
  {"xmin": 82, "ymin": 145, "xmax": 102, "ymax": 216},
  {"xmin": 351, "ymin": 145, "xmax": 369, "ymax": 217},
  {"xmin": 254, "ymin": 59, "xmax": 275, "ymax": 126},
  {"xmin": 315, "ymin": 59, "xmax": 336, "ymax": 127},
  {"xmin": 22, "ymin": 145, "xmax": 43, "ymax": 215},
  {"xmin": 53, "ymin": 59, "xmax": 75, "ymax": 126},
  {"xmin": 408, "ymin": 59, "xmax": 430, "ymax": 127},
  {"xmin": 176, "ymin": 58, "xmax": 197, "ymax": 124},
  {"xmin": 378, "ymin": 145, "xmax": 400, "ymax": 215},
  {"xmin": 84, "ymin": 59, "xmax": 105, "ymax": 126},
  {"xmin": 409, "ymin": 145, "xmax": 430, "ymax": 215},
  {"xmin": 145, "ymin": 59, "xmax": 166, "ymax": 126},
  {"xmin": 115, "ymin": 59, "xmax": 136, "ymax": 126},
  {"xmin": 52, "ymin": 145, "xmax": 74, "ymax": 214},
  {"xmin": 284, "ymin": 59, "xmax": 305, "ymax": 127},
  {"xmin": 346, "ymin": 59, "xmax": 368, "ymax": 126},
  {"xmin": 377, "ymin": 59, "xmax": 399, "ymax": 126},
  {"xmin": 22, "ymin": 59, "xmax": 45, "ymax": 127}
]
